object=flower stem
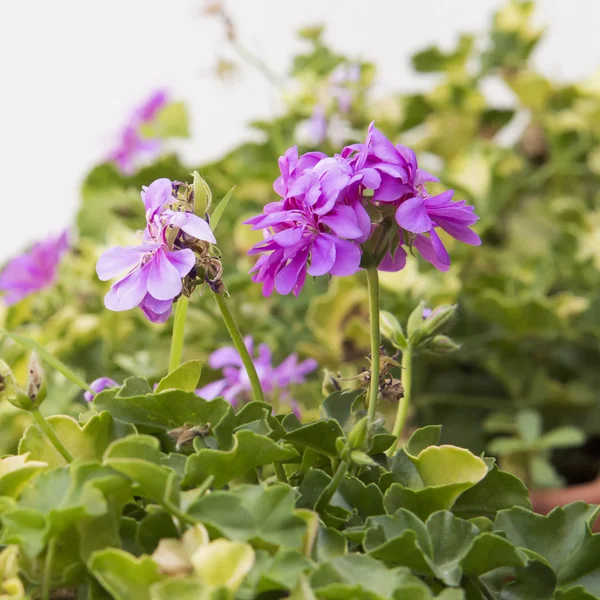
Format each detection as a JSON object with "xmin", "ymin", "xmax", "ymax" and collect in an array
[
  {"xmin": 366, "ymin": 267, "xmax": 381, "ymax": 430},
  {"xmin": 316, "ymin": 460, "xmax": 349, "ymax": 512},
  {"xmin": 387, "ymin": 346, "xmax": 412, "ymax": 457},
  {"xmin": 212, "ymin": 291, "xmax": 265, "ymax": 403},
  {"xmin": 273, "ymin": 462, "xmax": 288, "ymax": 484},
  {"xmin": 169, "ymin": 296, "xmax": 189, "ymax": 372},
  {"xmin": 32, "ymin": 409, "xmax": 73, "ymax": 463},
  {"xmin": 42, "ymin": 537, "xmax": 56, "ymax": 600}
]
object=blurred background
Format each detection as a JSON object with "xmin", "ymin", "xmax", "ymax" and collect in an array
[
  {"xmin": 2, "ymin": 0, "xmax": 600, "ymax": 504},
  {"xmin": 1, "ymin": 0, "xmax": 599, "ymax": 260}
]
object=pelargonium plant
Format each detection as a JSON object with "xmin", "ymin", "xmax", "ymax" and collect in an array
[
  {"xmin": 2, "ymin": 121, "xmax": 599, "ymax": 600},
  {"xmin": 0, "ymin": 231, "xmax": 69, "ymax": 306}
]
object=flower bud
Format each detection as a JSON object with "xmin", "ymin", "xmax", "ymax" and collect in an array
[
  {"xmin": 349, "ymin": 450, "xmax": 378, "ymax": 467},
  {"xmin": 380, "ymin": 311, "xmax": 407, "ymax": 349},
  {"xmin": 347, "ymin": 416, "xmax": 369, "ymax": 451},
  {"xmin": 193, "ymin": 171, "xmax": 212, "ymax": 215},
  {"xmin": 421, "ymin": 304, "xmax": 457, "ymax": 337},
  {"xmin": 0, "ymin": 360, "xmax": 30, "ymax": 411},
  {"xmin": 429, "ymin": 335, "xmax": 461, "ymax": 354},
  {"xmin": 335, "ymin": 437, "xmax": 347, "ymax": 457},
  {"xmin": 407, "ymin": 301, "xmax": 425, "ymax": 346},
  {"xmin": 26, "ymin": 352, "xmax": 47, "ymax": 407}
]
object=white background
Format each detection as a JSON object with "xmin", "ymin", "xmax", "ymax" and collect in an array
[{"xmin": 1, "ymin": 1, "xmax": 599, "ymax": 262}]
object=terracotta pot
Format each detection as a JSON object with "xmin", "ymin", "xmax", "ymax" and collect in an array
[{"xmin": 530, "ymin": 477, "xmax": 600, "ymax": 531}]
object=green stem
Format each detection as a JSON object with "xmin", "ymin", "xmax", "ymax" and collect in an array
[
  {"xmin": 273, "ymin": 462, "xmax": 288, "ymax": 484},
  {"xmin": 42, "ymin": 537, "xmax": 56, "ymax": 600},
  {"xmin": 32, "ymin": 409, "xmax": 73, "ymax": 463},
  {"xmin": 387, "ymin": 347, "xmax": 412, "ymax": 457},
  {"xmin": 169, "ymin": 296, "xmax": 189, "ymax": 372},
  {"xmin": 366, "ymin": 268, "xmax": 381, "ymax": 430},
  {"xmin": 212, "ymin": 292, "xmax": 265, "ymax": 403},
  {"xmin": 316, "ymin": 460, "xmax": 349, "ymax": 512}
]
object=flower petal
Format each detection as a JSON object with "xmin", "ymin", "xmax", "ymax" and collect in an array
[
  {"xmin": 308, "ymin": 234, "xmax": 336, "ymax": 276},
  {"xmin": 142, "ymin": 178, "xmax": 172, "ymax": 219},
  {"xmin": 166, "ymin": 212, "xmax": 216, "ymax": 244},
  {"xmin": 275, "ymin": 248, "xmax": 310, "ymax": 295},
  {"xmin": 147, "ymin": 248, "xmax": 183, "ymax": 301},
  {"xmin": 104, "ymin": 265, "xmax": 149, "ymax": 311},
  {"xmin": 164, "ymin": 248, "xmax": 196, "ymax": 278},
  {"xmin": 319, "ymin": 205, "xmax": 363, "ymax": 240},
  {"xmin": 395, "ymin": 196, "xmax": 432, "ymax": 233},
  {"xmin": 328, "ymin": 236, "xmax": 361, "ymax": 276},
  {"xmin": 96, "ymin": 246, "xmax": 148, "ymax": 281}
]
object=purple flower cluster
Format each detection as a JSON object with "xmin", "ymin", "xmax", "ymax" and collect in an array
[
  {"xmin": 246, "ymin": 122, "xmax": 480, "ymax": 296},
  {"xmin": 197, "ymin": 336, "xmax": 317, "ymax": 415},
  {"xmin": 0, "ymin": 231, "xmax": 69, "ymax": 305},
  {"xmin": 96, "ymin": 178, "xmax": 216, "ymax": 323},
  {"xmin": 108, "ymin": 90, "xmax": 168, "ymax": 175},
  {"xmin": 84, "ymin": 377, "xmax": 119, "ymax": 402}
]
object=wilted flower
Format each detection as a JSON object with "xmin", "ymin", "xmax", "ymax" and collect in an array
[
  {"xmin": 96, "ymin": 178, "xmax": 216, "ymax": 323},
  {"xmin": 108, "ymin": 90, "xmax": 168, "ymax": 175},
  {"xmin": 84, "ymin": 377, "xmax": 119, "ymax": 403},
  {"xmin": 0, "ymin": 231, "xmax": 69, "ymax": 305},
  {"xmin": 197, "ymin": 336, "xmax": 317, "ymax": 415}
]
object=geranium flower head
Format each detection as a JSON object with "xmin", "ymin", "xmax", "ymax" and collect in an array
[
  {"xmin": 197, "ymin": 337, "xmax": 316, "ymax": 416},
  {"xmin": 0, "ymin": 231, "xmax": 69, "ymax": 305},
  {"xmin": 96, "ymin": 178, "xmax": 216, "ymax": 323},
  {"xmin": 108, "ymin": 89, "xmax": 169, "ymax": 175}
]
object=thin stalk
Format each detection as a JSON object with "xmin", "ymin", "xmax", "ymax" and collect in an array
[
  {"xmin": 169, "ymin": 296, "xmax": 189, "ymax": 372},
  {"xmin": 366, "ymin": 268, "xmax": 381, "ymax": 430},
  {"xmin": 32, "ymin": 409, "xmax": 73, "ymax": 463},
  {"xmin": 387, "ymin": 347, "xmax": 412, "ymax": 457},
  {"xmin": 316, "ymin": 460, "xmax": 349, "ymax": 512},
  {"xmin": 42, "ymin": 537, "xmax": 56, "ymax": 600},
  {"xmin": 212, "ymin": 291, "xmax": 265, "ymax": 403},
  {"xmin": 273, "ymin": 462, "xmax": 288, "ymax": 484}
]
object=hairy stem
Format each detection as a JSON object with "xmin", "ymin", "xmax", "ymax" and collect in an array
[
  {"xmin": 169, "ymin": 296, "xmax": 189, "ymax": 372},
  {"xmin": 42, "ymin": 537, "xmax": 56, "ymax": 600},
  {"xmin": 387, "ymin": 347, "xmax": 412, "ymax": 456},
  {"xmin": 32, "ymin": 409, "xmax": 73, "ymax": 463},
  {"xmin": 212, "ymin": 292, "xmax": 265, "ymax": 403},
  {"xmin": 316, "ymin": 460, "xmax": 349, "ymax": 512},
  {"xmin": 366, "ymin": 268, "xmax": 381, "ymax": 431}
]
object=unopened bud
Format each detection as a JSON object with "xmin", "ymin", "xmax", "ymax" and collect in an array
[
  {"xmin": 429, "ymin": 335, "xmax": 461, "ymax": 354},
  {"xmin": 335, "ymin": 437, "xmax": 347, "ymax": 458},
  {"xmin": 421, "ymin": 305, "xmax": 457, "ymax": 337},
  {"xmin": 347, "ymin": 416, "xmax": 369, "ymax": 451},
  {"xmin": 26, "ymin": 353, "xmax": 47, "ymax": 407},
  {"xmin": 349, "ymin": 450, "xmax": 378, "ymax": 467},
  {"xmin": 407, "ymin": 301, "xmax": 425, "ymax": 346},
  {"xmin": 193, "ymin": 171, "xmax": 212, "ymax": 215},
  {"xmin": 0, "ymin": 360, "xmax": 30, "ymax": 411},
  {"xmin": 380, "ymin": 311, "xmax": 407, "ymax": 349}
]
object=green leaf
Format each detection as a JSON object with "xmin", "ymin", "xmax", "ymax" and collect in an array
[
  {"xmin": 0, "ymin": 454, "xmax": 47, "ymax": 498},
  {"xmin": 0, "ymin": 330, "xmax": 92, "ymax": 392},
  {"xmin": 297, "ymin": 469, "xmax": 332, "ymax": 510},
  {"xmin": 150, "ymin": 578, "xmax": 211, "ymax": 600},
  {"xmin": 95, "ymin": 389, "xmax": 230, "ymax": 434},
  {"xmin": 104, "ymin": 435, "xmax": 181, "ymax": 510},
  {"xmin": 405, "ymin": 426, "xmax": 442, "ymax": 457},
  {"xmin": 461, "ymin": 532, "xmax": 527, "ymax": 575},
  {"xmin": 321, "ymin": 390, "xmax": 365, "ymax": 433},
  {"xmin": 256, "ymin": 549, "xmax": 313, "ymax": 594},
  {"xmin": 210, "ymin": 186, "xmax": 236, "ymax": 232},
  {"xmin": 453, "ymin": 466, "xmax": 531, "ymax": 519},
  {"xmin": 185, "ymin": 430, "xmax": 297, "ymax": 488},
  {"xmin": 316, "ymin": 527, "xmax": 347, "ymax": 562},
  {"xmin": 19, "ymin": 411, "xmax": 135, "ymax": 468},
  {"xmin": 117, "ymin": 377, "xmax": 153, "ymax": 397},
  {"xmin": 311, "ymin": 554, "xmax": 427, "ymax": 599},
  {"xmin": 412, "ymin": 445, "xmax": 488, "ymax": 488},
  {"xmin": 498, "ymin": 560, "xmax": 556, "ymax": 600},
  {"xmin": 188, "ymin": 484, "xmax": 307, "ymax": 552},
  {"xmin": 336, "ymin": 476, "xmax": 385, "ymax": 521},
  {"xmin": 234, "ymin": 401, "xmax": 286, "ymax": 440},
  {"xmin": 137, "ymin": 510, "xmax": 180, "ymax": 554},
  {"xmin": 285, "ymin": 419, "xmax": 346, "ymax": 459},
  {"xmin": 495, "ymin": 503, "xmax": 600, "ymax": 574},
  {"xmin": 89, "ymin": 549, "xmax": 165, "ymax": 600},
  {"xmin": 154, "ymin": 360, "xmax": 203, "ymax": 394}
]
